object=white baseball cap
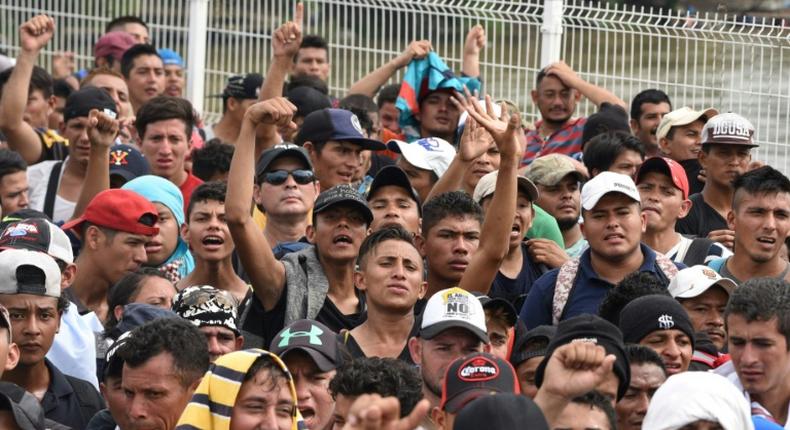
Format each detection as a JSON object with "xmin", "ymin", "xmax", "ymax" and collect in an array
[
  {"xmin": 0, "ymin": 249, "xmax": 61, "ymax": 298},
  {"xmin": 668, "ymin": 265, "xmax": 737, "ymax": 299},
  {"xmin": 656, "ymin": 107, "xmax": 719, "ymax": 141},
  {"xmin": 580, "ymin": 171, "xmax": 641, "ymax": 211},
  {"xmin": 420, "ymin": 287, "xmax": 489, "ymax": 343},
  {"xmin": 387, "ymin": 137, "xmax": 456, "ymax": 179}
]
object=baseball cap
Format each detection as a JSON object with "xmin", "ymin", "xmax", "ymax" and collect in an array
[
  {"xmin": 668, "ymin": 265, "xmax": 737, "ymax": 299},
  {"xmin": 114, "ymin": 304, "xmax": 178, "ymax": 337},
  {"xmin": 536, "ymin": 314, "xmax": 630, "ymax": 400},
  {"xmin": 476, "ymin": 295, "xmax": 517, "ymax": 327},
  {"xmin": 524, "ymin": 154, "xmax": 586, "ymax": 187},
  {"xmin": 580, "ymin": 171, "xmax": 641, "ymax": 211},
  {"xmin": 0, "ymin": 218, "xmax": 74, "ymax": 264},
  {"xmin": 701, "ymin": 112, "xmax": 757, "ymax": 147},
  {"xmin": 452, "ymin": 393, "xmax": 549, "ymax": 430},
  {"xmin": 63, "ymin": 86, "xmax": 118, "ymax": 123},
  {"xmin": 636, "ymin": 156, "xmax": 690, "ymax": 199},
  {"xmin": 440, "ymin": 352, "xmax": 520, "ymax": 413},
  {"xmin": 157, "ymin": 48, "xmax": 184, "ymax": 68},
  {"xmin": 509, "ymin": 325, "xmax": 557, "ymax": 367},
  {"xmin": 94, "ymin": 31, "xmax": 136, "ymax": 61},
  {"xmin": 619, "ymin": 294, "xmax": 696, "ymax": 351},
  {"xmin": 313, "ymin": 185, "xmax": 374, "ymax": 225},
  {"xmin": 270, "ymin": 319, "xmax": 340, "ymax": 372},
  {"xmin": 214, "ymin": 73, "xmax": 263, "ymax": 99},
  {"xmin": 255, "ymin": 144, "xmax": 313, "ymax": 180},
  {"xmin": 0, "ymin": 249, "xmax": 61, "ymax": 298},
  {"xmin": 472, "ymin": 170, "xmax": 539, "ymax": 204},
  {"xmin": 0, "ymin": 382, "xmax": 59, "ymax": 430},
  {"xmin": 172, "ymin": 285, "xmax": 240, "ymax": 335},
  {"xmin": 109, "ymin": 144, "xmax": 151, "ymax": 184},
  {"xmin": 366, "ymin": 165, "xmax": 421, "ymax": 208},
  {"xmin": 0, "ymin": 209, "xmax": 50, "ymax": 232},
  {"xmin": 656, "ymin": 107, "xmax": 719, "ymax": 141},
  {"xmin": 420, "ymin": 287, "xmax": 489, "ymax": 343},
  {"xmin": 295, "ymin": 108, "xmax": 386, "ymax": 150},
  {"xmin": 287, "ymin": 85, "xmax": 332, "ymax": 118},
  {"xmin": 387, "ymin": 137, "xmax": 456, "ymax": 178},
  {"xmin": 62, "ymin": 189, "xmax": 159, "ymax": 236}
]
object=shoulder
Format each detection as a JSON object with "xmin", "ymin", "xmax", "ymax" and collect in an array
[{"xmin": 27, "ymin": 159, "xmax": 60, "ymax": 175}]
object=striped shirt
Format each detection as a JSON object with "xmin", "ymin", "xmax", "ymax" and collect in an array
[{"xmin": 521, "ymin": 117, "xmax": 587, "ymax": 166}]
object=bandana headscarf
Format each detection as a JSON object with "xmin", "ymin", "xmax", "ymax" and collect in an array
[
  {"xmin": 176, "ymin": 349, "xmax": 305, "ymax": 430},
  {"xmin": 122, "ymin": 175, "xmax": 195, "ymax": 281}
]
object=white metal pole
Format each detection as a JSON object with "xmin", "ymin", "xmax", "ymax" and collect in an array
[
  {"xmin": 540, "ymin": 0, "xmax": 563, "ymax": 68},
  {"xmin": 187, "ymin": 0, "xmax": 209, "ymax": 114}
]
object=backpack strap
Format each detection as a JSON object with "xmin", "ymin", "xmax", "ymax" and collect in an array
[
  {"xmin": 43, "ymin": 161, "xmax": 63, "ymax": 219},
  {"xmin": 683, "ymin": 237, "xmax": 716, "ymax": 267},
  {"xmin": 655, "ymin": 252, "xmax": 679, "ymax": 282},
  {"xmin": 552, "ymin": 258, "xmax": 581, "ymax": 325}
]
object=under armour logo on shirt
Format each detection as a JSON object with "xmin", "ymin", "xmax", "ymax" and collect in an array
[{"xmin": 658, "ymin": 314, "xmax": 675, "ymax": 330}]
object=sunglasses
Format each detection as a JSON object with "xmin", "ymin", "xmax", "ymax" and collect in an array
[{"xmin": 262, "ymin": 169, "xmax": 315, "ymax": 185}]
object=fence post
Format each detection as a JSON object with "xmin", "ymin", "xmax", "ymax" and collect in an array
[
  {"xmin": 540, "ymin": 0, "xmax": 563, "ymax": 68},
  {"xmin": 187, "ymin": 0, "xmax": 209, "ymax": 114}
]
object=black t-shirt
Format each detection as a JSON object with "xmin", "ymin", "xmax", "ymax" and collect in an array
[
  {"xmin": 676, "ymin": 193, "xmax": 728, "ymax": 238},
  {"xmin": 490, "ymin": 243, "xmax": 547, "ymax": 305},
  {"xmin": 340, "ymin": 320, "xmax": 418, "ymax": 364},
  {"xmin": 680, "ymin": 158, "xmax": 705, "ymax": 195}
]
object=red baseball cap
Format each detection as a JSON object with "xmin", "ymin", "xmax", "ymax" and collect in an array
[
  {"xmin": 62, "ymin": 189, "xmax": 159, "ymax": 236},
  {"xmin": 636, "ymin": 156, "xmax": 690, "ymax": 199},
  {"xmin": 94, "ymin": 31, "xmax": 137, "ymax": 61}
]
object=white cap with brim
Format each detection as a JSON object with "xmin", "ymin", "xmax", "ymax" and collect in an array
[
  {"xmin": 668, "ymin": 265, "xmax": 737, "ymax": 299},
  {"xmin": 0, "ymin": 249, "xmax": 61, "ymax": 298},
  {"xmin": 420, "ymin": 287, "xmax": 489, "ymax": 343},
  {"xmin": 387, "ymin": 137, "xmax": 456, "ymax": 178},
  {"xmin": 580, "ymin": 171, "xmax": 641, "ymax": 211},
  {"xmin": 656, "ymin": 107, "xmax": 719, "ymax": 142}
]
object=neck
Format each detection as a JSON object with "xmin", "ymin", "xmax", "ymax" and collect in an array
[
  {"xmin": 701, "ymin": 181, "xmax": 734, "ymax": 214},
  {"xmin": 562, "ymin": 224, "xmax": 583, "ymax": 249},
  {"xmin": 642, "ymin": 228, "xmax": 681, "ymax": 255},
  {"xmin": 539, "ymin": 118, "xmax": 568, "ymax": 136},
  {"xmin": 728, "ymin": 250, "xmax": 788, "ymax": 280},
  {"xmin": 169, "ymin": 169, "xmax": 188, "ymax": 187},
  {"xmin": 319, "ymin": 256, "xmax": 356, "ymax": 296},
  {"xmin": 70, "ymin": 256, "xmax": 112, "ymax": 307},
  {"xmin": 421, "ymin": 128, "xmax": 454, "ymax": 144},
  {"xmin": 356, "ymin": 307, "xmax": 414, "ymax": 343},
  {"xmin": 178, "ymin": 257, "xmax": 247, "ymax": 297},
  {"xmin": 212, "ymin": 115, "xmax": 242, "ymax": 142},
  {"xmin": 4, "ymin": 361, "xmax": 50, "ymax": 396},
  {"xmin": 263, "ymin": 215, "xmax": 308, "ymax": 248},
  {"xmin": 425, "ymin": 273, "xmax": 458, "ymax": 298},
  {"xmin": 751, "ymin": 382, "xmax": 790, "ymax": 425},
  {"xmin": 589, "ymin": 247, "xmax": 645, "ymax": 285},
  {"xmin": 63, "ymin": 157, "xmax": 87, "ymax": 177}
]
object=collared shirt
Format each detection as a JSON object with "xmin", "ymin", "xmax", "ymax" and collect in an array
[
  {"xmin": 521, "ymin": 117, "xmax": 587, "ymax": 166},
  {"xmin": 519, "ymin": 243, "xmax": 683, "ymax": 328},
  {"xmin": 715, "ymin": 360, "xmax": 790, "ymax": 429},
  {"xmin": 42, "ymin": 359, "xmax": 106, "ymax": 429}
]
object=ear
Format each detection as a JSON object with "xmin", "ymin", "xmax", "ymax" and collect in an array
[
  {"xmin": 188, "ymin": 376, "xmax": 202, "ymax": 395},
  {"xmin": 60, "ymin": 264, "xmax": 77, "ymax": 289},
  {"xmin": 414, "ymin": 234, "xmax": 427, "ymax": 258},
  {"xmin": 305, "ymin": 224, "xmax": 316, "ymax": 244},
  {"xmin": 431, "ymin": 407, "xmax": 445, "ymax": 429},
  {"xmin": 408, "ymin": 337, "xmax": 422, "ymax": 366},
  {"xmin": 234, "ymin": 336, "xmax": 244, "ymax": 352},
  {"xmin": 353, "ymin": 271, "xmax": 367, "ymax": 293},
  {"xmin": 252, "ymin": 184, "xmax": 264, "ymax": 206},
  {"xmin": 727, "ymin": 209, "xmax": 736, "ymax": 231},
  {"xmin": 418, "ymin": 281, "xmax": 428, "ymax": 300},
  {"xmin": 180, "ymin": 222, "xmax": 190, "ymax": 244},
  {"xmin": 678, "ymin": 198, "xmax": 692, "ymax": 219},
  {"xmin": 58, "ymin": 121, "xmax": 66, "ymax": 136},
  {"xmin": 573, "ymin": 90, "xmax": 582, "ymax": 102},
  {"xmin": 48, "ymin": 95, "xmax": 57, "ymax": 110},
  {"xmin": 697, "ymin": 147, "xmax": 708, "ymax": 168},
  {"xmin": 530, "ymin": 89, "xmax": 539, "ymax": 105},
  {"xmin": 85, "ymin": 225, "xmax": 102, "ymax": 251},
  {"xmin": 303, "ymin": 141, "xmax": 316, "ymax": 159},
  {"xmin": 113, "ymin": 304, "xmax": 124, "ymax": 323},
  {"xmin": 658, "ymin": 137, "xmax": 670, "ymax": 154},
  {"xmin": 482, "ymin": 343, "xmax": 492, "ymax": 353},
  {"xmin": 640, "ymin": 210, "xmax": 647, "ymax": 233},
  {"xmin": 5, "ymin": 342, "xmax": 19, "ymax": 371},
  {"xmin": 629, "ymin": 118, "xmax": 639, "ymax": 133}
]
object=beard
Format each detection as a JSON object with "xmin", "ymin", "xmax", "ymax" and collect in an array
[{"xmin": 556, "ymin": 216, "xmax": 579, "ymax": 232}]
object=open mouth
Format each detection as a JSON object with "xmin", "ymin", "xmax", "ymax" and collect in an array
[
  {"xmin": 757, "ymin": 237, "xmax": 776, "ymax": 245},
  {"xmin": 202, "ymin": 235, "xmax": 224, "ymax": 247},
  {"xmin": 333, "ymin": 234, "xmax": 353, "ymax": 245}
]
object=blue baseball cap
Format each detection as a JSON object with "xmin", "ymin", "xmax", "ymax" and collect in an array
[
  {"xmin": 157, "ymin": 48, "xmax": 184, "ymax": 68},
  {"xmin": 295, "ymin": 108, "xmax": 385, "ymax": 150},
  {"xmin": 109, "ymin": 144, "xmax": 150, "ymax": 185}
]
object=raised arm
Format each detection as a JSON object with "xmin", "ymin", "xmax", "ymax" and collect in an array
[
  {"xmin": 461, "ymin": 25, "xmax": 485, "ymax": 78},
  {"xmin": 226, "ymin": 98, "xmax": 297, "ymax": 310},
  {"xmin": 544, "ymin": 61, "xmax": 626, "ymax": 109},
  {"xmin": 346, "ymin": 40, "xmax": 431, "ymax": 97},
  {"xmin": 456, "ymin": 94, "xmax": 520, "ymax": 294},
  {"xmin": 70, "ymin": 110, "xmax": 122, "ymax": 220},
  {"xmin": 0, "ymin": 15, "xmax": 55, "ymax": 165}
]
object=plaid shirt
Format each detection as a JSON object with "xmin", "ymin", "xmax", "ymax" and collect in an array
[{"xmin": 521, "ymin": 117, "xmax": 587, "ymax": 166}]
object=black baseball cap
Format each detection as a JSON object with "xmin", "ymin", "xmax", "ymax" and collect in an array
[
  {"xmin": 270, "ymin": 319, "xmax": 340, "ymax": 372},
  {"xmin": 63, "ymin": 86, "xmax": 117, "ymax": 123},
  {"xmin": 476, "ymin": 295, "xmax": 517, "ymax": 327},
  {"xmin": 295, "ymin": 108, "xmax": 386, "ymax": 150},
  {"xmin": 109, "ymin": 144, "xmax": 150, "ymax": 184},
  {"xmin": 366, "ymin": 165, "xmax": 421, "ymax": 213},
  {"xmin": 214, "ymin": 73, "xmax": 263, "ymax": 99},
  {"xmin": 255, "ymin": 143, "xmax": 313, "ymax": 182},
  {"xmin": 452, "ymin": 393, "xmax": 549, "ymax": 430},
  {"xmin": 0, "ymin": 209, "xmax": 50, "ymax": 232},
  {"xmin": 287, "ymin": 85, "xmax": 332, "ymax": 118},
  {"xmin": 313, "ymin": 185, "xmax": 374, "ymax": 225},
  {"xmin": 440, "ymin": 352, "xmax": 520, "ymax": 413},
  {"xmin": 510, "ymin": 325, "xmax": 557, "ymax": 367}
]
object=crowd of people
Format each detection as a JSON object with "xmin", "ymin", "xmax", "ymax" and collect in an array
[{"xmin": 0, "ymin": 7, "xmax": 787, "ymax": 430}]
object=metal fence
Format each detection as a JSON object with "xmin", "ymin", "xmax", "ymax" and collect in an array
[{"xmin": 1, "ymin": 0, "xmax": 789, "ymax": 169}]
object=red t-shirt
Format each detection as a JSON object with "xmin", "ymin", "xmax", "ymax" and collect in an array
[{"xmin": 178, "ymin": 172, "xmax": 204, "ymax": 215}]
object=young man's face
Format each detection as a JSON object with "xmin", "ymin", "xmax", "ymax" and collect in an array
[
  {"xmin": 637, "ymin": 171, "xmax": 689, "ymax": 234},
  {"xmin": 531, "ymin": 75, "xmax": 579, "ymax": 125},
  {"xmin": 679, "ymin": 287, "xmax": 729, "ymax": 351},
  {"xmin": 420, "ymin": 215, "xmax": 481, "ymax": 285},
  {"xmin": 368, "ymin": 185, "xmax": 421, "ymax": 236},
  {"xmin": 0, "ymin": 171, "xmax": 29, "ymax": 215},
  {"xmin": 631, "ymin": 102, "xmax": 671, "ymax": 150},
  {"xmin": 23, "ymin": 89, "xmax": 51, "ymax": 129},
  {"xmin": 639, "ymin": 329, "xmax": 693, "ymax": 376},
  {"xmin": 145, "ymin": 203, "xmax": 180, "ymax": 267},
  {"xmin": 396, "ymin": 157, "xmax": 435, "ymax": 204},
  {"xmin": 121, "ymin": 22, "xmax": 150, "ymax": 44},
  {"xmin": 581, "ymin": 194, "xmax": 645, "ymax": 263},
  {"xmin": 305, "ymin": 141, "xmax": 363, "ymax": 190},
  {"xmin": 85, "ymin": 73, "xmax": 131, "ymax": 119},
  {"xmin": 331, "ymin": 394, "xmax": 356, "ymax": 430},
  {"xmin": 482, "ymin": 192, "xmax": 534, "ymax": 249},
  {"xmin": 461, "ymin": 138, "xmax": 499, "ymax": 193},
  {"xmin": 1, "ymin": 294, "xmax": 60, "ymax": 367},
  {"xmin": 140, "ymin": 118, "xmax": 191, "ymax": 183},
  {"xmin": 308, "ymin": 205, "xmax": 368, "ymax": 264},
  {"xmin": 293, "ymin": 47, "xmax": 330, "ymax": 82},
  {"xmin": 163, "ymin": 65, "xmax": 185, "ymax": 97},
  {"xmin": 727, "ymin": 315, "xmax": 790, "ymax": 397},
  {"xmin": 129, "ymin": 275, "xmax": 175, "ymax": 309},
  {"xmin": 536, "ymin": 175, "xmax": 581, "ymax": 232},
  {"xmin": 183, "ymin": 199, "xmax": 234, "ymax": 262},
  {"xmin": 659, "ymin": 121, "xmax": 704, "ymax": 161},
  {"xmin": 256, "ymin": 156, "xmax": 318, "ymax": 221},
  {"xmin": 126, "ymin": 54, "xmax": 165, "ymax": 108},
  {"xmin": 484, "ymin": 313, "xmax": 511, "ymax": 360},
  {"xmin": 283, "ymin": 351, "xmax": 336, "ymax": 430},
  {"xmin": 379, "ymin": 101, "xmax": 400, "ymax": 133},
  {"xmin": 699, "ymin": 144, "xmax": 751, "ymax": 189},
  {"xmin": 199, "ymin": 326, "xmax": 242, "ymax": 363},
  {"xmin": 101, "ymin": 375, "xmax": 129, "ymax": 429},
  {"xmin": 408, "ymin": 328, "xmax": 485, "ymax": 398},
  {"xmin": 90, "ymin": 228, "xmax": 151, "ymax": 285},
  {"xmin": 554, "ymin": 402, "xmax": 612, "ymax": 430},
  {"xmin": 728, "ymin": 190, "xmax": 790, "ymax": 265},
  {"xmin": 417, "ymin": 91, "xmax": 460, "ymax": 140},
  {"xmin": 609, "ymin": 149, "xmax": 643, "ymax": 178},
  {"xmin": 356, "ymin": 239, "xmax": 425, "ymax": 314},
  {"xmin": 515, "ymin": 356, "xmax": 543, "ymax": 399},
  {"xmin": 59, "ymin": 116, "xmax": 93, "ymax": 165},
  {"xmin": 231, "ymin": 368, "xmax": 295, "ymax": 430},
  {"xmin": 615, "ymin": 362, "xmax": 666, "ymax": 430}
]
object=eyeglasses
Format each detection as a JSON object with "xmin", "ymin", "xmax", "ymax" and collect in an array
[{"xmin": 262, "ymin": 169, "xmax": 315, "ymax": 185}]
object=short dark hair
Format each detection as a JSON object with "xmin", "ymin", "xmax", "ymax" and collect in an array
[
  {"xmin": 0, "ymin": 149, "xmax": 27, "ymax": 180},
  {"xmin": 535, "ymin": 68, "xmax": 549, "ymax": 87},
  {"xmin": 630, "ymin": 89, "xmax": 671, "ymax": 120},
  {"xmin": 53, "ymin": 78, "xmax": 76, "ymax": 99},
  {"xmin": 135, "ymin": 95, "xmax": 195, "ymax": 139},
  {"xmin": 732, "ymin": 166, "xmax": 790, "ymax": 211},
  {"xmin": 191, "ymin": 140, "xmax": 234, "ymax": 182},
  {"xmin": 104, "ymin": 267, "xmax": 172, "ymax": 338},
  {"xmin": 106, "ymin": 15, "xmax": 149, "ymax": 33},
  {"xmin": 570, "ymin": 391, "xmax": 617, "ymax": 430},
  {"xmin": 340, "ymin": 94, "xmax": 378, "ymax": 134},
  {"xmin": 377, "ymin": 84, "xmax": 400, "ymax": 108},
  {"xmin": 598, "ymin": 272, "xmax": 669, "ymax": 325},
  {"xmin": 0, "ymin": 66, "xmax": 54, "ymax": 99},
  {"xmin": 583, "ymin": 131, "xmax": 645, "ymax": 176},
  {"xmin": 421, "ymin": 191, "xmax": 484, "ymax": 237},
  {"xmin": 186, "ymin": 180, "xmax": 227, "ymax": 220},
  {"xmin": 117, "ymin": 318, "xmax": 210, "ymax": 387},
  {"xmin": 726, "ymin": 277, "xmax": 790, "ymax": 350},
  {"xmin": 329, "ymin": 357, "xmax": 423, "ymax": 418},
  {"xmin": 357, "ymin": 226, "xmax": 417, "ymax": 268},
  {"xmin": 297, "ymin": 35, "xmax": 329, "ymax": 61},
  {"xmin": 120, "ymin": 44, "xmax": 161, "ymax": 79},
  {"xmin": 625, "ymin": 344, "xmax": 667, "ymax": 376}
]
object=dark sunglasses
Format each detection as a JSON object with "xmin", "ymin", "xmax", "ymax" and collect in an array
[{"xmin": 263, "ymin": 169, "xmax": 315, "ymax": 185}]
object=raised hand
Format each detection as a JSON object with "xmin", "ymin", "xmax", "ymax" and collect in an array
[
  {"xmin": 392, "ymin": 40, "xmax": 432, "ymax": 68},
  {"xmin": 342, "ymin": 394, "xmax": 430, "ymax": 430},
  {"xmin": 87, "ymin": 109, "xmax": 120, "ymax": 149},
  {"xmin": 244, "ymin": 97, "xmax": 297, "ymax": 129},
  {"xmin": 539, "ymin": 342, "xmax": 616, "ymax": 400},
  {"xmin": 272, "ymin": 3, "xmax": 303, "ymax": 59},
  {"xmin": 19, "ymin": 15, "xmax": 55, "ymax": 54},
  {"xmin": 543, "ymin": 61, "xmax": 583, "ymax": 89},
  {"xmin": 453, "ymin": 89, "xmax": 521, "ymax": 158},
  {"xmin": 458, "ymin": 115, "xmax": 492, "ymax": 162},
  {"xmin": 464, "ymin": 24, "xmax": 486, "ymax": 56}
]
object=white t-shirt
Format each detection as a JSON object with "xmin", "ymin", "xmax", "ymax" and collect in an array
[{"xmin": 27, "ymin": 159, "xmax": 77, "ymax": 224}]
